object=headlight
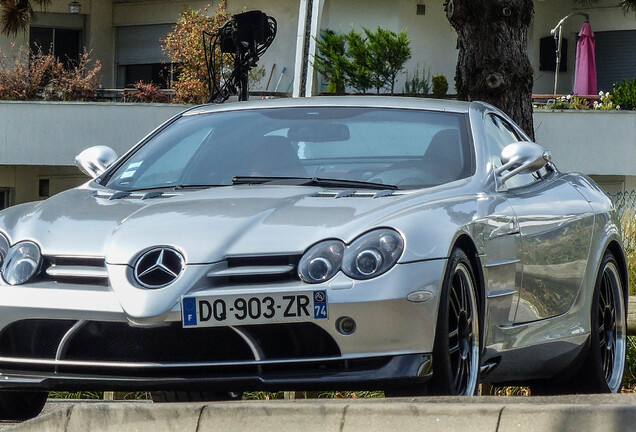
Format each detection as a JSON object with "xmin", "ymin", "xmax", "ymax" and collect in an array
[
  {"xmin": 342, "ymin": 229, "xmax": 404, "ymax": 279},
  {"xmin": 0, "ymin": 234, "xmax": 9, "ymax": 268},
  {"xmin": 298, "ymin": 240, "xmax": 345, "ymax": 284},
  {"xmin": 2, "ymin": 241, "xmax": 42, "ymax": 285}
]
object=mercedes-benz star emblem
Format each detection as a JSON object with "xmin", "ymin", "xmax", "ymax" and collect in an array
[{"xmin": 134, "ymin": 248, "xmax": 185, "ymax": 289}]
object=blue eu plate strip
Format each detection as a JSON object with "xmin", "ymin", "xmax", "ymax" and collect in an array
[{"xmin": 182, "ymin": 297, "xmax": 198, "ymax": 326}]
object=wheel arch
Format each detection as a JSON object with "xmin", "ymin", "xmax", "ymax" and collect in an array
[
  {"xmin": 452, "ymin": 234, "xmax": 486, "ymax": 329},
  {"xmin": 605, "ymin": 239, "xmax": 629, "ymax": 313}
]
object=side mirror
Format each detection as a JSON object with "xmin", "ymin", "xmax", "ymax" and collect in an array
[
  {"xmin": 496, "ymin": 141, "xmax": 552, "ymax": 185},
  {"xmin": 75, "ymin": 146, "xmax": 118, "ymax": 179}
]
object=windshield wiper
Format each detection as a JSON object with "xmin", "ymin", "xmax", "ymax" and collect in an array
[
  {"xmin": 231, "ymin": 176, "xmax": 397, "ymax": 190},
  {"xmin": 173, "ymin": 184, "xmax": 226, "ymax": 190}
]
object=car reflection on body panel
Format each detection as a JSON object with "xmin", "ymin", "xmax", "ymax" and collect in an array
[{"xmin": 0, "ymin": 96, "xmax": 626, "ymax": 420}]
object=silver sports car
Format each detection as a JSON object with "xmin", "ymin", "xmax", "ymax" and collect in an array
[{"xmin": 0, "ymin": 97, "xmax": 627, "ymax": 419}]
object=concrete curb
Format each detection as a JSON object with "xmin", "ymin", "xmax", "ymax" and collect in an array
[{"xmin": 8, "ymin": 395, "xmax": 636, "ymax": 432}]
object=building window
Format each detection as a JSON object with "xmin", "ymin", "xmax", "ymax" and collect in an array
[
  {"xmin": 116, "ymin": 24, "xmax": 175, "ymax": 89},
  {"xmin": 30, "ymin": 27, "xmax": 83, "ymax": 65},
  {"xmin": 38, "ymin": 179, "xmax": 50, "ymax": 198},
  {"xmin": 595, "ymin": 30, "xmax": 636, "ymax": 91},
  {"xmin": 0, "ymin": 188, "xmax": 10, "ymax": 210}
]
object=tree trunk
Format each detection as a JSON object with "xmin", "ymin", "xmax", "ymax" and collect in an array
[{"xmin": 445, "ymin": 0, "xmax": 535, "ymax": 139}]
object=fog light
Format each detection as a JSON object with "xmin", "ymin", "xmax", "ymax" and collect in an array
[{"xmin": 336, "ymin": 316, "xmax": 356, "ymax": 335}]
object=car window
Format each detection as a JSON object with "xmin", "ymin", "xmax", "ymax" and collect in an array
[
  {"xmin": 105, "ymin": 107, "xmax": 474, "ymax": 191},
  {"xmin": 484, "ymin": 114, "xmax": 536, "ymax": 189}
]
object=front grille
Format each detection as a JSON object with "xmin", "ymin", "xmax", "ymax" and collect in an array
[
  {"xmin": 0, "ymin": 320, "xmax": 75, "ymax": 358},
  {"xmin": 0, "ymin": 319, "xmax": 341, "ymax": 374},
  {"xmin": 209, "ymin": 255, "xmax": 302, "ymax": 286},
  {"xmin": 42, "ymin": 256, "xmax": 108, "ymax": 286},
  {"xmin": 64, "ymin": 322, "xmax": 253, "ymax": 363}
]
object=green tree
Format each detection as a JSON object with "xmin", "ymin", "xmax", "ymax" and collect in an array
[
  {"xmin": 162, "ymin": 2, "xmax": 231, "ymax": 104},
  {"xmin": 363, "ymin": 27, "xmax": 411, "ymax": 95},
  {"xmin": 576, "ymin": 0, "xmax": 636, "ymax": 14},
  {"xmin": 313, "ymin": 30, "xmax": 348, "ymax": 94},
  {"xmin": 344, "ymin": 29, "xmax": 372, "ymax": 94}
]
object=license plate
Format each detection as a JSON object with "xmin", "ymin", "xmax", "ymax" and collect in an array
[{"xmin": 181, "ymin": 290, "xmax": 328, "ymax": 328}]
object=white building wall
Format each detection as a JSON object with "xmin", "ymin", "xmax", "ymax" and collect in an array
[
  {"xmin": 0, "ymin": 101, "xmax": 187, "ymax": 166},
  {"xmin": 534, "ymin": 110, "xmax": 636, "ymax": 176}
]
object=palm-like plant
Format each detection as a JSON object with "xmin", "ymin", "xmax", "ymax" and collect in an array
[
  {"xmin": 574, "ymin": 0, "xmax": 636, "ymax": 14},
  {"xmin": 1, "ymin": 0, "xmax": 51, "ymax": 36}
]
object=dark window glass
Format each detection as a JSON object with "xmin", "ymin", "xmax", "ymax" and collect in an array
[
  {"xmin": 29, "ymin": 27, "xmax": 53, "ymax": 54},
  {"xmin": 29, "ymin": 27, "xmax": 82, "ymax": 66},
  {"xmin": 39, "ymin": 179, "xmax": 50, "ymax": 198},
  {"xmin": 55, "ymin": 29, "xmax": 81, "ymax": 64},
  {"xmin": 123, "ymin": 64, "xmax": 172, "ymax": 88}
]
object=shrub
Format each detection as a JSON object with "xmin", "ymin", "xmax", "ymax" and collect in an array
[
  {"xmin": 0, "ymin": 46, "xmax": 101, "ymax": 101},
  {"xmin": 621, "ymin": 210, "xmax": 636, "ymax": 295},
  {"xmin": 403, "ymin": 65, "xmax": 431, "ymax": 97},
  {"xmin": 56, "ymin": 50, "xmax": 102, "ymax": 101},
  {"xmin": 125, "ymin": 81, "xmax": 169, "ymax": 103},
  {"xmin": 162, "ymin": 2, "xmax": 231, "ymax": 104},
  {"xmin": 593, "ymin": 91, "xmax": 619, "ymax": 110},
  {"xmin": 613, "ymin": 78, "xmax": 636, "ymax": 111},
  {"xmin": 314, "ymin": 27, "xmax": 411, "ymax": 95},
  {"xmin": 432, "ymin": 74, "xmax": 448, "ymax": 98},
  {"xmin": 313, "ymin": 30, "xmax": 348, "ymax": 94},
  {"xmin": 363, "ymin": 27, "xmax": 411, "ymax": 95},
  {"xmin": 343, "ymin": 29, "xmax": 372, "ymax": 94}
]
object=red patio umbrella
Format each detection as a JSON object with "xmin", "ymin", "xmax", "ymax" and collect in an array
[{"xmin": 573, "ymin": 22, "xmax": 597, "ymax": 96}]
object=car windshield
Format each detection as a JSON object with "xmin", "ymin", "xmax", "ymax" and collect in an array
[{"xmin": 104, "ymin": 106, "xmax": 473, "ymax": 191}]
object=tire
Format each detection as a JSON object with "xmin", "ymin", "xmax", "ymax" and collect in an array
[
  {"xmin": 532, "ymin": 251, "xmax": 627, "ymax": 395},
  {"xmin": 0, "ymin": 391, "xmax": 47, "ymax": 421},
  {"xmin": 428, "ymin": 248, "xmax": 481, "ymax": 395},
  {"xmin": 151, "ymin": 391, "xmax": 242, "ymax": 403},
  {"xmin": 579, "ymin": 251, "xmax": 627, "ymax": 393}
]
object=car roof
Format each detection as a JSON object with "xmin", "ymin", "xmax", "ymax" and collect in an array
[{"xmin": 184, "ymin": 96, "xmax": 476, "ymax": 116}]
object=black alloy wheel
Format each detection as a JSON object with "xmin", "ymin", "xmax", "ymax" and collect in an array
[
  {"xmin": 532, "ymin": 251, "xmax": 627, "ymax": 395},
  {"xmin": 429, "ymin": 248, "xmax": 480, "ymax": 395},
  {"xmin": 589, "ymin": 252, "xmax": 626, "ymax": 393}
]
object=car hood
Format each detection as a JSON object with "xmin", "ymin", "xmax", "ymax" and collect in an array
[{"xmin": 0, "ymin": 184, "xmax": 439, "ymax": 265}]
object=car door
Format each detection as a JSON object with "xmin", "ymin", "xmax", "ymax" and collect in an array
[{"xmin": 484, "ymin": 114, "xmax": 595, "ymax": 324}]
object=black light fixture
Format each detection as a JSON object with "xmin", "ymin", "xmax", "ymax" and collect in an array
[{"xmin": 69, "ymin": 1, "xmax": 81, "ymax": 14}]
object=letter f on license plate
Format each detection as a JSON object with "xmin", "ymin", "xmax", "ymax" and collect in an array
[{"xmin": 182, "ymin": 297, "xmax": 198, "ymax": 327}]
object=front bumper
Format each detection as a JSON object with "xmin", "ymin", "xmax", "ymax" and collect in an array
[
  {"xmin": 0, "ymin": 259, "xmax": 446, "ymax": 390},
  {"xmin": 0, "ymin": 354, "xmax": 433, "ymax": 392}
]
